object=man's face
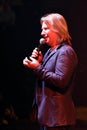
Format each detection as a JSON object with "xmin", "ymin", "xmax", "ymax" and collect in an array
[{"xmin": 41, "ymin": 22, "xmax": 58, "ymax": 47}]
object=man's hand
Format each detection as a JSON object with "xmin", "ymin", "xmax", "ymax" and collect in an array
[
  {"xmin": 31, "ymin": 48, "xmax": 43, "ymax": 63},
  {"xmin": 23, "ymin": 57, "xmax": 40, "ymax": 69}
]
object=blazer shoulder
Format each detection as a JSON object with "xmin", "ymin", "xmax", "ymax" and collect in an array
[{"xmin": 57, "ymin": 43, "xmax": 78, "ymax": 58}]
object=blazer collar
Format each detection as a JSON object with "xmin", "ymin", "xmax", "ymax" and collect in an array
[{"xmin": 42, "ymin": 42, "xmax": 67, "ymax": 66}]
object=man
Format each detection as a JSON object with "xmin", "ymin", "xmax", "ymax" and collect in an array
[{"xmin": 23, "ymin": 13, "xmax": 78, "ymax": 130}]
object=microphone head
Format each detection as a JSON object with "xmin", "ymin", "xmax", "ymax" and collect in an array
[{"xmin": 39, "ymin": 38, "xmax": 46, "ymax": 45}]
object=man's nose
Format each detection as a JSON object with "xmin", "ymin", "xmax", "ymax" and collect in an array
[{"xmin": 41, "ymin": 30, "xmax": 45, "ymax": 36}]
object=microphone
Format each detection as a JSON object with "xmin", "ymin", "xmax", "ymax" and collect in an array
[
  {"xmin": 29, "ymin": 38, "xmax": 45, "ymax": 60},
  {"xmin": 37, "ymin": 38, "xmax": 46, "ymax": 51}
]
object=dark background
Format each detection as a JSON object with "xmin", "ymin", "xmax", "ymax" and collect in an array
[{"xmin": 0, "ymin": 0, "xmax": 87, "ymax": 118}]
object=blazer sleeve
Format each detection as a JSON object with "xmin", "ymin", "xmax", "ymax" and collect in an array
[{"xmin": 33, "ymin": 45, "xmax": 78, "ymax": 89}]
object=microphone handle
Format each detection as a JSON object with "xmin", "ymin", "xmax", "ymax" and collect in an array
[
  {"xmin": 28, "ymin": 37, "xmax": 45, "ymax": 61},
  {"xmin": 29, "ymin": 44, "xmax": 44, "ymax": 61}
]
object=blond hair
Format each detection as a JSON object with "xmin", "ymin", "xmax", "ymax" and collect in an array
[{"xmin": 40, "ymin": 13, "xmax": 72, "ymax": 45}]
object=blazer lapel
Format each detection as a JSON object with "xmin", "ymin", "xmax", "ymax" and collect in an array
[
  {"xmin": 42, "ymin": 43, "xmax": 65, "ymax": 67},
  {"xmin": 42, "ymin": 47, "xmax": 58, "ymax": 67}
]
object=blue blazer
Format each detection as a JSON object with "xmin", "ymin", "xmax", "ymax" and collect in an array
[{"xmin": 34, "ymin": 42, "xmax": 78, "ymax": 127}]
